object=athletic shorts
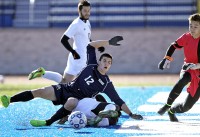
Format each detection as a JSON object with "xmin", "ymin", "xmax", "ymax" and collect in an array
[
  {"xmin": 73, "ymin": 98, "xmax": 100, "ymax": 119},
  {"xmin": 72, "ymin": 98, "xmax": 110, "ymax": 126},
  {"xmin": 64, "ymin": 53, "xmax": 86, "ymax": 76},
  {"xmin": 52, "ymin": 84, "xmax": 75, "ymax": 105}
]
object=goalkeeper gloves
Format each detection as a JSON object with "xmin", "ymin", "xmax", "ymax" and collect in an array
[
  {"xmin": 129, "ymin": 113, "xmax": 143, "ymax": 120},
  {"xmin": 71, "ymin": 50, "xmax": 80, "ymax": 59},
  {"xmin": 158, "ymin": 56, "xmax": 173, "ymax": 70},
  {"xmin": 108, "ymin": 36, "xmax": 123, "ymax": 46},
  {"xmin": 98, "ymin": 47, "xmax": 105, "ymax": 53}
]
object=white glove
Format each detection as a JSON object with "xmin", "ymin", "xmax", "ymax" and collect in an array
[
  {"xmin": 163, "ymin": 59, "xmax": 171, "ymax": 69},
  {"xmin": 158, "ymin": 59, "xmax": 171, "ymax": 70}
]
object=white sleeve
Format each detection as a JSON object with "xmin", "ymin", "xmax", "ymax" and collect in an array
[{"xmin": 64, "ymin": 23, "xmax": 77, "ymax": 39}]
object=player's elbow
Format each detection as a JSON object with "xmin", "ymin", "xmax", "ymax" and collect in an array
[{"xmin": 61, "ymin": 35, "xmax": 70, "ymax": 44}]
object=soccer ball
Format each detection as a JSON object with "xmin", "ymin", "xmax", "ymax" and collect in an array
[{"xmin": 68, "ymin": 111, "xmax": 87, "ymax": 129}]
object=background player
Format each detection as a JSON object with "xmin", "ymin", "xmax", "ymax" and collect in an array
[{"xmin": 29, "ymin": 0, "xmax": 91, "ymax": 83}]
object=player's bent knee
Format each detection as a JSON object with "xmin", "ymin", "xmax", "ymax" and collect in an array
[
  {"xmin": 64, "ymin": 97, "xmax": 78, "ymax": 110},
  {"xmin": 182, "ymin": 105, "xmax": 192, "ymax": 112},
  {"xmin": 61, "ymin": 74, "xmax": 75, "ymax": 83}
]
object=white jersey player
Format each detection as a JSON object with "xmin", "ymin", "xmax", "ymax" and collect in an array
[
  {"xmin": 28, "ymin": 0, "xmax": 91, "ymax": 83},
  {"xmin": 63, "ymin": 16, "xmax": 91, "ymax": 76}
]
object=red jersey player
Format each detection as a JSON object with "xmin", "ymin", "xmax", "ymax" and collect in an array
[{"xmin": 157, "ymin": 13, "xmax": 200, "ymax": 122}]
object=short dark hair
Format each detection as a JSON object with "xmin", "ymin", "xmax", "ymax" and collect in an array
[
  {"xmin": 78, "ymin": 0, "xmax": 90, "ymax": 11},
  {"xmin": 188, "ymin": 13, "xmax": 200, "ymax": 23},
  {"xmin": 99, "ymin": 53, "xmax": 113, "ymax": 61}
]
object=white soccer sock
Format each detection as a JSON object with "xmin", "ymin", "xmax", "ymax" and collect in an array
[{"xmin": 42, "ymin": 71, "xmax": 62, "ymax": 83}]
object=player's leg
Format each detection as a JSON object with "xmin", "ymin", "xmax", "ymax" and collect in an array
[
  {"xmin": 1, "ymin": 86, "xmax": 56, "ymax": 108},
  {"xmin": 28, "ymin": 67, "xmax": 63, "ymax": 83},
  {"xmin": 98, "ymin": 104, "xmax": 119, "ymax": 118},
  {"xmin": 95, "ymin": 94, "xmax": 107, "ymax": 102},
  {"xmin": 31, "ymin": 86, "xmax": 57, "ymax": 100},
  {"xmin": 168, "ymin": 86, "xmax": 200, "ymax": 122},
  {"xmin": 61, "ymin": 57, "xmax": 85, "ymax": 83},
  {"xmin": 40, "ymin": 97, "xmax": 78, "ymax": 126},
  {"xmin": 57, "ymin": 97, "xmax": 78, "ymax": 124},
  {"xmin": 158, "ymin": 72, "xmax": 191, "ymax": 115},
  {"xmin": 92, "ymin": 103, "xmax": 119, "ymax": 118},
  {"xmin": 30, "ymin": 86, "xmax": 79, "ymax": 127},
  {"xmin": 60, "ymin": 73, "xmax": 75, "ymax": 83},
  {"xmin": 88, "ymin": 103, "xmax": 119, "ymax": 126},
  {"xmin": 57, "ymin": 70, "xmax": 76, "ymax": 124},
  {"xmin": 42, "ymin": 71, "xmax": 63, "ymax": 83}
]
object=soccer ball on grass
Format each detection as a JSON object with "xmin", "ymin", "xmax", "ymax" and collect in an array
[{"xmin": 68, "ymin": 111, "xmax": 87, "ymax": 129}]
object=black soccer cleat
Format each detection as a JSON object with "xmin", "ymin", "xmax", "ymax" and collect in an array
[
  {"xmin": 168, "ymin": 111, "xmax": 178, "ymax": 122},
  {"xmin": 157, "ymin": 104, "xmax": 171, "ymax": 115}
]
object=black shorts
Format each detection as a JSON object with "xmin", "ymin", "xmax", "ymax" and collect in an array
[{"xmin": 52, "ymin": 84, "xmax": 75, "ymax": 105}]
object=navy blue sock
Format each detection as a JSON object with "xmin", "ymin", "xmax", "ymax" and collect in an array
[
  {"xmin": 46, "ymin": 106, "xmax": 71, "ymax": 126},
  {"xmin": 10, "ymin": 91, "xmax": 34, "ymax": 102}
]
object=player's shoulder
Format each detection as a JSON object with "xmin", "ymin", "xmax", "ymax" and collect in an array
[
  {"xmin": 87, "ymin": 64, "xmax": 97, "ymax": 68},
  {"xmin": 181, "ymin": 32, "xmax": 191, "ymax": 38},
  {"xmin": 105, "ymin": 75, "xmax": 112, "ymax": 83},
  {"xmin": 71, "ymin": 18, "xmax": 81, "ymax": 25}
]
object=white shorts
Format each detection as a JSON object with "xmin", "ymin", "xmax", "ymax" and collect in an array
[
  {"xmin": 73, "ymin": 98, "xmax": 99, "ymax": 119},
  {"xmin": 64, "ymin": 53, "xmax": 87, "ymax": 76},
  {"xmin": 72, "ymin": 98, "xmax": 109, "ymax": 127}
]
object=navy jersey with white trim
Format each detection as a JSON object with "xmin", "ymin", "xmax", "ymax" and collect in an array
[{"xmin": 68, "ymin": 45, "xmax": 125, "ymax": 106}]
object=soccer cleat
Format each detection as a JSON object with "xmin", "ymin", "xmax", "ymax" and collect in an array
[
  {"xmin": 0, "ymin": 95, "xmax": 11, "ymax": 108},
  {"xmin": 87, "ymin": 116, "xmax": 102, "ymax": 126},
  {"xmin": 168, "ymin": 110, "xmax": 178, "ymax": 122},
  {"xmin": 157, "ymin": 104, "xmax": 171, "ymax": 115},
  {"xmin": 131, "ymin": 113, "xmax": 143, "ymax": 120},
  {"xmin": 30, "ymin": 120, "xmax": 47, "ymax": 127},
  {"xmin": 28, "ymin": 67, "xmax": 45, "ymax": 80},
  {"xmin": 98, "ymin": 110, "xmax": 118, "ymax": 118},
  {"xmin": 57, "ymin": 116, "xmax": 68, "ymax": 125}
]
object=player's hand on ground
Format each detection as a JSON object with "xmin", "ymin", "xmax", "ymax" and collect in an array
[
  {"xmin": 109, "ymin": 36, "xmax": 123, "ymax": 46},
  {"xmin": 98, "ymin": 47, "xmax": 105, "ymax": 53},
  {"xmin": 182, "ymin": 63, "xmax": 196, "ymax": 70},
  {"xmin": 158, "ymin": 58, "xmax": 171, "ymax": 70},
  {"xmin": 130, "ymin": 113, "xmax": 143, "ymax": 120},
  {"xmin": 71, "ymin": 50, "xmax": 80, "ymax": 59}
]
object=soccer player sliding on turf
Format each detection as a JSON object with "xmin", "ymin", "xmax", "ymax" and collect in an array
[{"xmin": 1, "ymin": 36, "xmax": 143, "ymax": 127}]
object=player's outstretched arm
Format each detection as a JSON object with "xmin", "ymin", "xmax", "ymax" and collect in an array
[
  {"xmin": 89, "ymin": 36, "xmax": 123, "ymax": 48},
  {"xmin": 121, "ymin": 103, "xmax": 143, "ymax": 120}
]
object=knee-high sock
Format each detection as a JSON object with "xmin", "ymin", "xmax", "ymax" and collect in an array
[
  {"xmin": 10, "ymin": 91, "xmax": 34, "ymax": 103},
  {"xmin": 46, "ymin": 106, "xmax": 71, "ymax": 126},
  {"xmin": 42, "ymin": 71, "xmax": 62, "ymax": 83}
]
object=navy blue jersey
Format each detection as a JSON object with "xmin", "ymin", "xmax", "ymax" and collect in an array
[{"xmin": 66, "ymin": 45, "xmax": 125, "ymax": 106}]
